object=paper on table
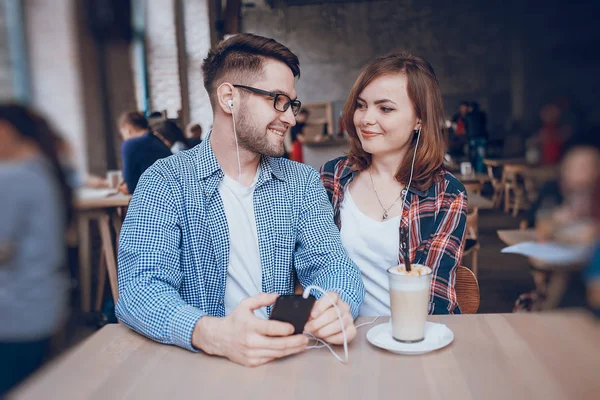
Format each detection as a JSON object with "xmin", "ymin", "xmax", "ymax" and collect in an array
[{"xmin": 501, "ymin": 241, "xmax": 593, "ymax": 265}]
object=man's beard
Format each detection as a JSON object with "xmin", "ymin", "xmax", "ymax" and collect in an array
[{"xmin": 235, "ymin": 103, "xmax": 286, "ymax": 157}]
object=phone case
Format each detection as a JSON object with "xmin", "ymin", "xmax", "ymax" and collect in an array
[{"xmin": 269, "ymin": 294, "xmax": 316, "ymax": 334}]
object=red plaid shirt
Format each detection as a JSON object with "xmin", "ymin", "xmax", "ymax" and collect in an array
[{"xmin": 320, "ymin": 156, "xmax": 468, "ymax": 314}]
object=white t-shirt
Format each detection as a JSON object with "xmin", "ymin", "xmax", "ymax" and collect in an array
[
  {"xmin": 219, "ymin": 170, "xmax": 267, "ymax": 319},
  {"xmin": 340, "ymin": 188, "xmax": 400, "ymax": 316}
]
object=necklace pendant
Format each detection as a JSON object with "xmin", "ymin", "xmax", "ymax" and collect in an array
[{"xmin": 382, "ymin": 211, "xmax": 388, "ymax": 220}]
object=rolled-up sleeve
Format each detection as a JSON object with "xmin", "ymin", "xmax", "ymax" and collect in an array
[{"xmin": 116, "ymin": 167, "xmax": 204, "ymax": 351}]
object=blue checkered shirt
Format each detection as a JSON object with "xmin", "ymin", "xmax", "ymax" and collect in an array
[{"xmin": 116, "ymin": 139, "xmax": 365, "ymax": 351}]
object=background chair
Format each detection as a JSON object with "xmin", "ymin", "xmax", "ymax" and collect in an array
[{"xmin": 462, "ymin": 208, "xmax": 480, "ymax": 277}]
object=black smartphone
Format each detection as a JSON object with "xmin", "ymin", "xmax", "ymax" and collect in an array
[{"xmin": 269, "ymin": 294, "xmax": 316, "ymax": 335}]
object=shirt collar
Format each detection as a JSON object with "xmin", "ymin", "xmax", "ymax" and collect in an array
[
  {"xmin": 197, "ymin": 132, "xmax": 222, "ymax": 179},
  {"xmin": 197, "ymin": 131, "xmax": 286, "ymax": 183}
]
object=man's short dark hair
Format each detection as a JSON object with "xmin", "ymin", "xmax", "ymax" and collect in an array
[
  {"xmin": 201, "ymin": 33, "xmax": 300, "ymax": 107},
  {"xmin": 118, "ymin": 111, "xmax": 149, "ymax": 130}
]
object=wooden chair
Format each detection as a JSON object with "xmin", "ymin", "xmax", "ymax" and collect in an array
[
  {"xmin": 455, "ymin": 265, "xmax": 480, "ymax": 313},
  {"xmin": 483, "ymin": 159, "xmax": 504, "ymax": 208},
  {"xmin": 462, "ymin": 208, "xmax": 480, "ymax": 277},
  {"xmin": 503, "ymin": 164, "xmax": 528, "ymax": 217}
]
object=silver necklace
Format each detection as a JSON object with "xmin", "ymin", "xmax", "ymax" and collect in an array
[{"xmin": 368, "ymin": 168, "xmax": 403, "ymax": 220}]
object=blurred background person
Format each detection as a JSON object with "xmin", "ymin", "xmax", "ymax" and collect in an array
[
  {"xmin": 118, "ymin": 111, "xmax": 150, "ymax": 142},
  {"xmin": 118, "ymin": 111, "xmax": 171, "ymax": 194},
  {"xmin": 0, "ymin": 104, "xmax": 72, "ymax": 395},
  {"xmin": 536, "ymin": 103, "xmax": 570, "ymax": 166},
  {"xmin": 464, "ymin": 101, "xmax": 488, "ymax": 172},
  {"xmin": 449, "ymin": 100, "xmax": 469, "ymax": 157},
  {"xmin": 584, "ymin": 174, "xmax": 600, "ymax": 317},
  {"xmin": 289, "ymin": 108, "xmax": 309, "ymax": 162},
  {"xmin": 151, "ymin": 119, "xmax": 189, "ymax": 153},
  {"xmin": 185, "ymin": 123, "xmax": 203, "ymax": 147},
  {"xmin": 547, "ymin": 144, "xmax": 600, "ymax": 243},
  {"xmin": 516, "ymin": 138, "xmax": 600, "ymax": 312}
]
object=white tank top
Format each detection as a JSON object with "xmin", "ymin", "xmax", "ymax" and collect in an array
[{"xmin": 340, "ymin": 188, "xmax": 400, "ymax": 316}]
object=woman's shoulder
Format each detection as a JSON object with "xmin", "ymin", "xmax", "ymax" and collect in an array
[
  {"xmin": 320, "ymin": 155, "xmax": 350, "ymax": 176},
  {"xmin": 435, "ymin": 169, "xmax": 466, "ymax": 196}
]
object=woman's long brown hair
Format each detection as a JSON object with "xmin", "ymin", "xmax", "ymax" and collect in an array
[{"xmin": 344, "ymin": 52, "xmax": 447, "ymax": 191}]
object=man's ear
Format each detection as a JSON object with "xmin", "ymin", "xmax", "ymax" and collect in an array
[{"xmin": 217, "ymin": 83, "xmax": 235, "ymax": 114}]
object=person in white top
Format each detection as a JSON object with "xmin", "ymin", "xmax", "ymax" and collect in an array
[{"xmin": 320, "ymin": 52, "xmax": 468, "ymax": 316}]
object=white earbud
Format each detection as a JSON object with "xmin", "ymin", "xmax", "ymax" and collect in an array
[{"xmin": 228, "ymin": 98, "xmax": 241, "ymax": 181}]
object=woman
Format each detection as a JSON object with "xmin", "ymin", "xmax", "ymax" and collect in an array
[
  {"xmin": 0, "ymin": 104, "xmax": 72, "ymax": 394},
  {"xmin": 150, "ymin": 119, "xmax": 189, "ymax": 154},
  {"xmin": 320, "ymin": 52, "xmax": 467, "ymax": 315}
]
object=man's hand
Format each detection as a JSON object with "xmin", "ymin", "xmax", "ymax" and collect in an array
[
  {"xmin": 117, "ymin": 181, "xmax": 130, "ymax": 194},
  {"xmin": 191, "ymin": 293, "xmax": 308, "ymax": 367},
  {"xmin": 303, "ymin": 292, "xmax": 356, "ymax": 345}
]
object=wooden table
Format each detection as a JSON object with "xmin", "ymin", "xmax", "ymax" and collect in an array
[
  {"xmin": 497, "ymin": 228, "xmax": 538, "ymax": 246},
  {"xmin": 11, "ymin": 313, "xmax": 600, "ymax": 399},
  {"xmin": 483, "ymin": 158, "xmax": 527, "ymax": 209},
  {"xmin": 497, "ymin": 229, "xmax": 582, "ymax": 309},
  {"xmin": 483, "ymin": 157, "xmax": 527, "ymax": 167},
  {"xmin": 467, "ymin": 191, "xmax": 494, "ymax": 211},
  {"xmin": 455, "ymin": 172, "xmax": 491, "ymax": 184},
  {"xmin": 75, "ymin": 189, "xmax": 132, "ymax": 312},
  {"xmin": 75, "ymin": 189, "xmax": 132, "ymax": 210}
]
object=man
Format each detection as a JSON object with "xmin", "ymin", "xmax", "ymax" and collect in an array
[
  {"xmin": 118, "ymin": 111, "xmax": 172, "ymax": 194},
  {"xmin": 186, "ymin": 123, "xmax": 203, "ymax": 147},
  {"xmin": 116, "ymin": 33, "xmax": 365, "ymax": 367},
  {"xmin": 463, "ymin": 102, "xmax": 488, "ymax": 172}
]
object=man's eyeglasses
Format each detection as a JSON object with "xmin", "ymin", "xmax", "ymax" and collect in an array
[{"xmin": 233, "ymin": 85, "xmax": 302, "ymax": 116}]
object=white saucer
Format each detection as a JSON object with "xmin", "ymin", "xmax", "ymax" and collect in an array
[{"xmin": 366, "ymin": 321, "xmax": 454, "ymax": 355}]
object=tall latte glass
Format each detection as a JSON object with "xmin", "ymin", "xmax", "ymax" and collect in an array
[{"xmin": 387, "ymin": 264, "xmax": 432, "ymax": 343}]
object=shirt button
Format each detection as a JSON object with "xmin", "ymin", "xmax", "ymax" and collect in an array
[
  {"xmin": 219, "ymin": 300, "xmax": 223, "ymax": 305},
  {"xmin": 205, "ymin": 192, "xmax": 210, "ymax": 198}
]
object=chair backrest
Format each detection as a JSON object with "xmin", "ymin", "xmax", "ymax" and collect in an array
[
  {"xmin": 503, "ymin": 164, "xmax": 527, "ymax": 183},
  {"xmin": 455, "ymin": 266, "xmax": 480, "ymax": 314},
  {"xmin": 466, "ymin": 208, "xmax": 479, "ymax": 238}
]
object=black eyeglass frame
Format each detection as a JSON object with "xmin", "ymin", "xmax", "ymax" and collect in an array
[{"xmin": 233, "ymin": 84, "xmax": 302, "ymax": 116}]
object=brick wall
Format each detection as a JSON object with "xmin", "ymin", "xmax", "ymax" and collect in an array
[
  {"xmin": 183, "ymin": 0, "xmax": 213, "ymax": 136},
  {"xmin": 146, "ymin": 0, "xmax": 182, "ymax": 118},
  {"xmin": 0, "ymin": 1, "xmax": 13, "ymax": 100},
  {"xmin": 25, "ymin": 0, "xmax": 88, "ymax": 172},
  {"xmin": 21, "ymin": 0, "xmax": 138, "ymax": 175}
]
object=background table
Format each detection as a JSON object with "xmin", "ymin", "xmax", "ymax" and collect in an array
[
  {"xmin": 468, "ymin": 191, "xmax": 493, "ymax": 210},
  {"xmin": 75, "ymin": 189, "xmax": 132, "ymax": 311},
  {"xmin": 11, "ymin": 313, "xmax": 600, "ymax": 399},
  {"xmin": 455, "ymin": 172, "xmax": 491, "ymax": 184},
  {"xmin": 497, "ymin": 228, "xmax": 584, "ymax": 309},
  {"xmin": 497, "ymin": 228, "xmax": 538, "ymax": 246}
]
